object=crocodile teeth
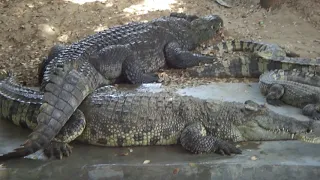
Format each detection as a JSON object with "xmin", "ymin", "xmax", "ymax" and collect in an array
[{"xmin": 291, "ymin": 134, "xmax": 295, "ymax": 139}]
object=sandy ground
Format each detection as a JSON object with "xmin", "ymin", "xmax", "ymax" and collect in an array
[{"xmin": 0, "ymin": 0, "xmax": 319, "ymax": 86}]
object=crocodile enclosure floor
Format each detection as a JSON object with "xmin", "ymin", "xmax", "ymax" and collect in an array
[{"xmin": 1, "ymin": 0, "xmax": 320, "ymax": 179}]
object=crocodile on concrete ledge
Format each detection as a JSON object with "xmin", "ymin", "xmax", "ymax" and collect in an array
[
  {"xmin": 0, "ymin": 74, "xmax": 317, "ymax": 160},
  {"xmin": 186, "ymin": 40, "xmax": 320, "ymax": 78},
  {"xmin": 259, "ymin": 69, "xmax": 320, "ymax": 120},
  {"xmin": 6, "ymin": 13, "xmax": 223, "ymax": 159}
]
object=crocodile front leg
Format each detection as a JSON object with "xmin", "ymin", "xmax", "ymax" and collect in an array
[
  {"xmin": 43, "ymin": 109, "xmax": 86, "ymax": 159},
  {"xmin": 302, "ymin": 104, "xmax": 320, "ymax": 120},
  {"xmin": 164, "ymin": 42, "xmax": 215, "ymax": 68},
  {"xmin": 265, "ymin": 83, "xmax": 285, "ymax": 106},
  {"xmin": 180, "ymin": 122, "xmax": 241, "ymax": 155}
]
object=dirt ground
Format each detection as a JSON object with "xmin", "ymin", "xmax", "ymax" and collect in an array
[{"xmin": 0, "ymin": 0, "xmax": 319, "ymax": 86}]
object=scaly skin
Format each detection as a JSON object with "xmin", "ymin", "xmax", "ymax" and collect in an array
[
  {"xmin": 187, "ymin": 40, "xmax": 320, "ymax": 78},
  {"xmin": 259, "ymin": 69, "xmax": 320, "ymax": 120},
  {"xmin": 1, "ymin": 13, "xmax": 224, "ymax": 159},
  {"xmin": 296, "ymin": 132, "xmax": 320, "ymax": 144},
  {"xmin": 0, "ymin": 74, "xmax": 317, "ymax": 160}
]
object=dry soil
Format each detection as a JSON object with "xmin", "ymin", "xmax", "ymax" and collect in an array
[{"xmin": 0, "ymin": 0, "xmax": 319, "ymax": 86}]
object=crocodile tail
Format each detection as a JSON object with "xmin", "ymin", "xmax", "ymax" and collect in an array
[
  {"xmin": 269, "ymin": 56, "xmax": 320, "ymax": 72},
  {"xmin": 0, "ymin": 61, "xmax": 108, "ymax": 160},
  {"xmin": 0, "ymin": 73, "xmax": 42, "ymax": 129},
  {"xmin": 0, "ymin": 73, "xmax": 43, "ymax": 160},
  {"xmin": 214, "ymin": 39, "xmax": 271, "ymax": 53},
  {"xmin": 0, "ymin": 141, "xmax": 40, "ymax": 160}
]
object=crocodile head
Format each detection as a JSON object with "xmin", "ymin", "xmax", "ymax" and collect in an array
[
  {"xmin": 204, "ymin": 100, "xmax": 316, "ymax": 142},
  {"xmin": 190, "ymin": 15, "xmax": 224, "ymax": 44}
]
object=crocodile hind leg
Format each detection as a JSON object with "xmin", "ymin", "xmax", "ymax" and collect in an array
[
  {"xmin": 36, "ymin": 44, "xmax": 156, "ymax": 84},
  {"xmin": 38, "ymin": 44, "xmax": 66, "ymax": 85},
  {"xmin": 43, "ymin": 109, "xmax": 86, "ymax": 159},
  {"xmin": 122, "ymin": 55, "xmax": 160, "ymax": 84},
  {"xmin": 89, "ymin": 45, "xmax": 159, "ymax": 84},
  {"xmin": 180, "ymin": 122, "xmax": 241, "ymax": 155},
  {"xmin": 38, "ymin": 45, "xmax": 125, "ymax": 84},
  {"xmin": 302, "ymin": 104, "xmax": 320, "ymax": 120},
  {"xmin": 88, "ymin": 45, "xmax": 128, "ymax": 80},
  {"xmin": 265, "ymin": 84, "xmax": 285, "ymax": 106},
  {"xmin": 164, "ymin": 42, "xmax": 215, "ymax": 68}
]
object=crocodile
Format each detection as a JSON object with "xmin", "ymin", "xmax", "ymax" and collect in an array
[
  {"xmin": 0, "ymin": 74, "xmax": 317, "ymax": 160},
  {"xmin": 259, "ymin": 69, "xmax": 320, "ymax": 120},
  {"xmin": 5, "ymin": 13, "xmax": 223, "ymax": 159},
  {"xmin": 186, "ymin": 40, "xmax": 320, "ymax": 78}
]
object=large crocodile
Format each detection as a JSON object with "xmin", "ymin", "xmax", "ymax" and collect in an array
[
  {"xmin": 259, "ymin": 69, "xmax": 320, "ymax": 120},
  {"xmin": 187, "ymin": 40, "xmax": 320, "ymax": 78},
  {"xmin": 5, "ymin": 13, "xmax": 224, "ymax": 159},
  {"xmin": 0, "ymin": 74, "xmax": 317, "ymax": 160}
]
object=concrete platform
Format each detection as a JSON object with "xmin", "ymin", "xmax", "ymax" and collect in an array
[{"xmin": 1, "ymin": 83, "xmax": 320, "ymax": 180}]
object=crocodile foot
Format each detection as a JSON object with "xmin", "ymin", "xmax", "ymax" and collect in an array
[
  {"xmin": 43, "ymin": 142, "xmax": 73, "ymax": 159},
  {"xmin": 140, "ymin": 73, "xmax": 160, "ymax": 83},
  {"xmin": 215, "ymin": 141, "xmax": 242, "ymax": 156},
  {"xmin": 266, "ymin": 98, "xmax": 283, "ymax": 106},
  {"xmin": 312, "ymin": 113, "xmax": 320, "ymax": 121},
  {"xmin": 180, "ymin": 122, "xmax": 242, "ymax": 155}
]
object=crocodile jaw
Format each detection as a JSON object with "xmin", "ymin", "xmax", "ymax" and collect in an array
[
  {"xmin": 236, "ymin": 112, "xmax": 315, "ymax": 141},
  {"xmin": 237, "ymin": 123, "xmax": 301, "ymax": 141}
]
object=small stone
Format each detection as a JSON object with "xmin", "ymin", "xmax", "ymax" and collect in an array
[
  {"xmin": 143, "ymin": 160, "xmax": 150, "ymax": 164},
  {"xmin": 251, "ymin": 156, "xmax": 258, "ymax": 160},
  {"xmin": 189, "ymin": 163, "xmax": 197, "ymax": 167},
  {"xmin": 173, "ymin": 168, "xmax": 180, "ymax": 174},
  {"xmin": 58, "ymin": 34, "xmax": 69, "ymax": 43}
]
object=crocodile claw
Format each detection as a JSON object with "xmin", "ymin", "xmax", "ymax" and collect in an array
[
  {"xmin": 142, "ymin": 73, "xmax": 160, "ymax": 83},
  {"xmin": 312, "ymin": 113, "xmax": 320, "ymax": 121},
  {"xmin": 215, "ymin": 141, "xmax": 242, "ymax": 156},
  {"xmin": 43, "ymin": 142, "xmax": 73, "ymax": 160}
]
